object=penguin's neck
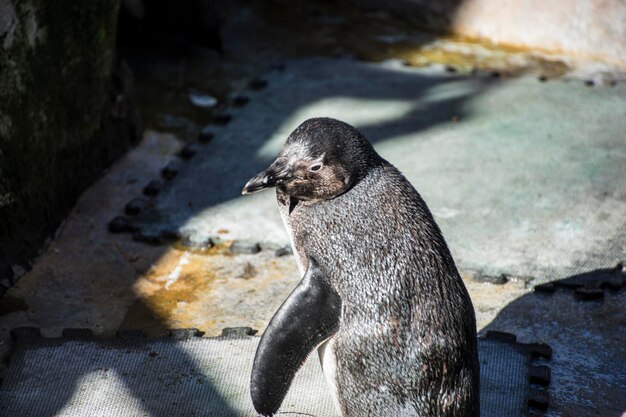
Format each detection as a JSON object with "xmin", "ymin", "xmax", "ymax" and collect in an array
[{"xmin": 286, "ymin": 194, "xmax": 326, "ymax": 215}]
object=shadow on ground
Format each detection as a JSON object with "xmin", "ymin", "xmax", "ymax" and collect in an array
[
  {"xmin": 482, "ymin": 265, "xmax": 626, "ymax": 417},
  {"xmin": 127, "ymin": 58, "xmax": 497, "ymax": 248}
]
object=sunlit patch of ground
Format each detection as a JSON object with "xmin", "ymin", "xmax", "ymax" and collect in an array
[{"xmin": 121, "ymin": 243, "xmax": 300, "ymax": 336}]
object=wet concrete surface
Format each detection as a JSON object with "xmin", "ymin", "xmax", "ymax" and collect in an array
[
  {"xmin": 131, "ymin": 57, "xmax": 626, "ymax": 283},
  {"xmin": 1, "ymin": 2, "xmax": 625, "ymax": 415},
  {"xmin": 0, "ymin": 130, "xmax": 528, "ymax": 339}
]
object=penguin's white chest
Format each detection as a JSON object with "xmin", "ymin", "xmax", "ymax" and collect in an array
[
  {"xmin": 277, "ymin": 198, "xmax": 306, "ymax": 272},
  {"xmin": 318, "ymin": 337, "xmax": 342, "ymax": 415}
]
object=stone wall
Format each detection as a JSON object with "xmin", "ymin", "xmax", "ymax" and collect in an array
[{"xmin": 0, "ymin": 0, "xmax": 139, "ymax": 286}]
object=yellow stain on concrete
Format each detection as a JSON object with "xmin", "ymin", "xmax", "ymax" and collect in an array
[
  {"xmin": 123, "ymin": 244, "xmax": 301, "ymax": 336},
  {"xmin": 120, "ymin": 239, "xmax": 528, "ymax": 336}
]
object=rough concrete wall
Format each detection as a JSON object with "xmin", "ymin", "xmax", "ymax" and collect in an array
[
  {"xmin": 0, "ymin": 1, "xmax": 138, "ymax": 284},
  {"xmin": 343, "ymin": 0, "xmax": 626, "ymax": 67},
  {"xmin": 452, "ymin": 0, "xmax": 626, "ymax": 67}
]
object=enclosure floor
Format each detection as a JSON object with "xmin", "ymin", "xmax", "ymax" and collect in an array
[{"xmin": 1, "ymin": 3, "xmax": 625, "ymax": 416}]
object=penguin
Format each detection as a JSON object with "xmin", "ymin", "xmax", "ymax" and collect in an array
[{"xmin": 242, "ymin": 117, "xmax": 479, "ymax": 417}]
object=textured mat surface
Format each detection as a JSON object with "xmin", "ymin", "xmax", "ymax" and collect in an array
[
  {"xmin": 0, "ymin": 330, "xmax": 547, "ymax": 417},
  {"xmin": 484, "ymin": 283, "xmax": 626, "ymax": 417},
  {"xmin": 130, "ymin": 57, "xmax": 626, "ymax": 282}
]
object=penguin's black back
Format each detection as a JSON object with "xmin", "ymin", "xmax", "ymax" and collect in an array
[{"xmin": 280, "ymin": 157, "xmax": 479, "ymax": 416}]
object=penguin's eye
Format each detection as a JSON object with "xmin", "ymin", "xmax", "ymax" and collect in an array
[{"xmin": 309, "ymin": 163, "xmax": 323, "ymax": 172}]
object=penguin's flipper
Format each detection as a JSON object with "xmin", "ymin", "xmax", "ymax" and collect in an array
[{"xmin": 250, "ymin": 257, "xmax": 342, "ymax": 416}]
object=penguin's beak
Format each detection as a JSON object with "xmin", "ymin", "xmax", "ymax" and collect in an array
[{"xmin": 242, "ymin": 158, "xmax": 291, "ymax": 195}]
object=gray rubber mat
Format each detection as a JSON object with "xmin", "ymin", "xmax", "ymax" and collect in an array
[
  {"xmin": 128, "ymin": 57, "xmax": 626, "ymax": 283},
  {"xmin": 485, "ymin": 280, "xmax": 626, "ymax": 417},
  {"xmin": 0, "ymin": 329, "xmax": 548, "ymax": 417}
]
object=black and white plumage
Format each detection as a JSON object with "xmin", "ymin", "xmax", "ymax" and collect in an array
[{"xmin": 242, "ymin": 117, "xmax": 479, "ymax": 417}]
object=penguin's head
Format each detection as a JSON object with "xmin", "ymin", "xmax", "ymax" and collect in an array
[{"xmin": 242, "ymin": 117, "xmax": 382, "ymax": 202}]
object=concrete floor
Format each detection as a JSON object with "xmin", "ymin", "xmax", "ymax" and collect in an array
[
  {"xmin": 0, "ymin": 126, "xmax": 530, "ymax": 338},
  {"xmin": 1, "ymin": 2, "xmax": 625, "ymax": 416},
  {"xmin": 132, "ymin": 57, "xmax": 626, "ymax": 282}
]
